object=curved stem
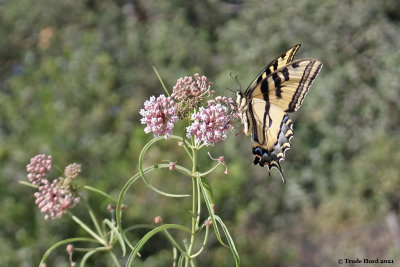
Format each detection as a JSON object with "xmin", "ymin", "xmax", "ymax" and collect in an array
[
  {"xmin": 139, "ymin": 135, "xmax": 191, "ymax": 198},
  {"xmin": 39, "ymin": 237, "xmax": 98, "ymax": 266},
  {"xmin": 198, "ymin": 163, "xmax": 220, "ymax": 177},
  {"xmin": 191, "ymin": 225, "xmax": 210, "ymax": 258},
  {"xmin": 123, "ymin": 224, "xmax": 185, "ymax": 253}
]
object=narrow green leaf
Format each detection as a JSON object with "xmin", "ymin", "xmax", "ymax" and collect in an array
[
  {"xmin": 103, "ymin": 219, "xmax": 126, "ymax": 256},
  {"xmin": 70, "ymin": 214, "xmax": 106, "ymax": 246},
  {"xmin": 39, "ymin": 237, "xmax": 98, "ymax": 266},
  {"xmin": 198, "ymin": 177, "xmax": 228, "ymax": 248},
  {"xmin": 108, "ymin": 251, "xmax": 121, "ymax": 267},
  {"xmin": 126, "ymin": 224, "xmax": 191, "ymax": 267},
  {"xmin": 83, "ymin": 185, "xmax": 116, "ymax": 202},
  {"xmin": 200, "ymin": 176, "xmax": 214, "ymax": 204},
  {"xmin": 18, "ymin": 180, "xmax": 39, "ymax": 189},
  {"xmin": 80, "ymin": 247, "xmax": 107, "ymax": 267},
  {"xmin": 214, "ymin": 216, "xmax": 240, "ymax": 267},
  {"xmin": 178, "ymin": 253, "xmax": 184, "ymax": 267},
  {"xmin": 153, "ymin": 66, "xmax": 170, "ymax": 96}
]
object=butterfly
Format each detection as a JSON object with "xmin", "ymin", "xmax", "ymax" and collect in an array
[{"xmin": 236, "ymin": 44, "xmax": 323, "ymax": 183}]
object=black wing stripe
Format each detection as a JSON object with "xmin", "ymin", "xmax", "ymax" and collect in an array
[
  {"xmin": 261, "ymin": 102, "xmax": 270, "ymax": 144},
  {"xmin": 298, "ymin": 62, "xmax": 322, "ymax": 106},
  {"xmin": 288, "ymin": 61, "xmax": 313, "ymax": 111},
  {"xmin": 248, "ymin": 101, "xmax": 259, "ymax": 143},
  {"xmin": 282, "ymin": 67, "xmax": 290, "ymax": 81},
  {"xmin": 260, "ymin": 78, "xmax": 269, "ymax": 101}
]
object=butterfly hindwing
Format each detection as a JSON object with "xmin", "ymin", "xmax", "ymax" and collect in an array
[
  {"xmin": 250, "ymin": 99, "xmax": 293, "ymax": 182},
  {"xmin": 249, "ymin": 59, "xmax": 323, "ymax": 112}
]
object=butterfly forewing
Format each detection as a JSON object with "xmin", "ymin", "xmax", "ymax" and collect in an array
[
  {"xmin": 249, "ymin": 59, "xmax": 323, "ymax": 112},
  {"xmin": 245, "ymin": 44, "xmax": 301, "ymax": 95}
]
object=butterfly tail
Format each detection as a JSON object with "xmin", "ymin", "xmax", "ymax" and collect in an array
[
  {"xmin": 254, "ymin": 154, "xmax": 286, "ymax": 183},
  {"xmin": 269, "ymin": 162, "xmax": 286, "ymax": 184}
]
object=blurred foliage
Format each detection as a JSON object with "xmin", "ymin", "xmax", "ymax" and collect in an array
[{"xmin": 1, "ymin": 0, "xmax": 400, "ymax": 266}]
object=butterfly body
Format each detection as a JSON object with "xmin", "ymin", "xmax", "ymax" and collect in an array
[{"xmin": 236, "ymin": 45, "xmax": 323, "ymax": 182}]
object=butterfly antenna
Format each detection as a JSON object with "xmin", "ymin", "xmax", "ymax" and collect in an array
[{"xmin": 230, "ymin": 72, "xmax": 242, "ymax": 92}]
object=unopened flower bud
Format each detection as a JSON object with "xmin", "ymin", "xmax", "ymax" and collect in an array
[
  {"xmin": 178, "ymin": 141, "xmax": 183, "ymax": 146},
  {"xmin": 107, "ymin": 204, "xmax": 115, "ymax": 212},
  {"xmin": 66, "ymin": 244, "xmax": 74, "ymax": 254},
  {"xmin": 205, "ymin": 220, "xmax": 213, "ymax": 227},
  {"xmin": 169, "ymin": 162, "xmax": 176, "ymax": 170},
  {"xmin": 154, "ymin": 216, "xmax": 163, "ymax": 224},
  {"xmin": 66, "ymin": 244, "xmax": 76, "ymax": 267}
]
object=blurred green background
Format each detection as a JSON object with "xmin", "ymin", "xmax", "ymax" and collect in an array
[{"xmin": 1, "ymin": 0, "xmax": 400, "ymax": 266}]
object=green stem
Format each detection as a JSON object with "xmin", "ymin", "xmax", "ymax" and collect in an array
[
  {"xmin": 185, "ymin": 138, "xmax": 201, "ymax": 266},
  {"xmin": 139, "ymin": 136, "xmax": 191, "ymax": 198},
  {"xmin": 191, "ymin": 225, "xmax": 210, "ymax": 258},
  {"xmin": 198, "ymin": 163, "xmax": 221, "ymax": 177}
]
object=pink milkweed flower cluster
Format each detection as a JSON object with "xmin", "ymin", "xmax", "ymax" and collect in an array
[
  {"xmin": 64, "ymin": 163, "xmax": 81, "ymax": 180},
  {"xmin": 27, "ymin": 154, "xmax": 81, "ymax": 220},
  {"xmin": 140, "ymin": 95, "xmax": 179, "ymax": 139},
  {"xmin": 34, "ymin": 178, "xmax": 80, "ymax": 220},
  {"xmin": 171, "ymin": 73, "xmax": 214, "ymax": 101},
  {"xmin": 26, "ymin": 154, "xmax": 52, "ymax": 185},
  {"xmin": 186, "ymin": 100, "xmax": 234, "ymax": 146},
  {"xmin": 140, "ymin": 73, "xmax": 237, "ymax": 146}
]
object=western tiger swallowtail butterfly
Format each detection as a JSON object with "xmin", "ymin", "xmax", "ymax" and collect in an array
[{"xmin": 236, "ymin": 44, "xmax": 322, "ymax": 183}]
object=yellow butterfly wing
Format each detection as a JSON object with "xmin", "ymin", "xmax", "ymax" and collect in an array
[
  {"xmin": 246, "ymin": 44, "xmax": 301, "ymax": 93},
  {"xmin": 237, "ymin": 45, "xmax": 322, "ymax": 182},
  {"xmin": 249, "ymin": 59, "xmax": 323, "ymax": 112},
  {"xmin": 248, "ymin": 98, "xmax": 293, "ymax": 182}
]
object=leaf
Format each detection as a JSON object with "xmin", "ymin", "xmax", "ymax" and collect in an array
[
  {"xmin": 80, "ymin": 247, "xmax": 107, "ymax": 267},
  {"xmin": 125, "ymin": 224, "xmax": 191, "ymax": 267},
  {"xmin": 153, "ymin": 66, "xmax": 170, "ymax": 97},
  {"xmin": 200, "ymin": 176, "xmax": 214, "ymax": 205},
  {"xmin": 214, "ymin": 215, "xmax": 240, "ymax": 267},
  {"xmin": 198, "ymin": 177, "xmax": 228, "ymax": 248},
  {"xmin": 39, "ymin": 237, "xmax": 98, "ymax": 266},
  {"xmin": 178, "ymin": 253, "xmax": 185, "ymax": 267},
  {"xmin": 103, "ymin": 219, "xmax": 126, "ymax": 256}
]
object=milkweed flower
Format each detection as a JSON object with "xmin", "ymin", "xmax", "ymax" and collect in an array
[
  {"xmin": 64, "ymin": 163, "xmax": 81, "ymax": 180},
  {"xmin": 34, "ymin": 178, "xmax": 80, "ymax": 220},
  {"xmin": 186, "ymin": 99, "xmax": 234, "ymax": 146},
  {"xmin": 26, "ymin": 154, "xmax": 52, "ymax": 185},
  {"xmin": 172, "ymin": 74, "xmax": 215, "ymax": 118},
  {"xmin": 140, "ymin": 95, "xmax": 178, "ymax": 139},
  {"xmin": 171, "ymin": 73, "xmax": 213, "ymax": 101}
]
